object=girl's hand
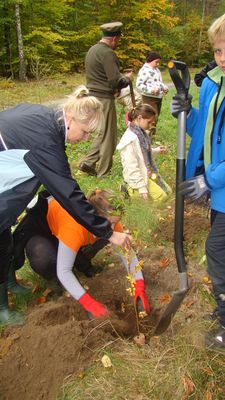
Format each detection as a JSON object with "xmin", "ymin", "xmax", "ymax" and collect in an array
[
  {"xmin": 153, "ymin": 145, "xmax": 167, "ymax": 154},
  {"xmin": 108, "ymin": 231, "xmax": 132, "ymax": 250},
  {"xmin": 141, "ymin": 193, "xmax": 148, "ymax": 200},
  {"xmin": 159, "ymin": 145, "xmax": 167, "ymax": 153}
]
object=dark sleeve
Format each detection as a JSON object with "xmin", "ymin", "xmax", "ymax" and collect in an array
[{"xmin": 24, "ymin": 145, "xmax": 113, "ymax": 239}]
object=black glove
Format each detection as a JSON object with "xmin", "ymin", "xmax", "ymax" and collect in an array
[
  {"xmin": 117, "ymin": 76, "xmax": 130, "ymax": 90},
  {"xmin": 170, "ymin": 94, "xmax": 192, "ymax": 118},
  {"xmin": 179, "ymin": 174, "xmax": 210, "ymax": 201}
]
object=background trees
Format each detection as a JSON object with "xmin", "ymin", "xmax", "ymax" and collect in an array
[{"xmin": 0, "ymin": 0, "xmax": 223, "ymax": 79}]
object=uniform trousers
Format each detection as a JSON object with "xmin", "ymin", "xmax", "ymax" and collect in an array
[{"xmin": 81, "ymin": 97, "xmax": 117, "ymax": 177}]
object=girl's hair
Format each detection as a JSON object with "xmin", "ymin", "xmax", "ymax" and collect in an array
[
  {"xmin": 61, "ymin": 85, "xmax": 103, "ymax": 132},
  {"xmin": 208, "ymin": 13, "xmax": 225, "ymax": 45},
  {"xmin": 128, "ymin": 103, "xmax": 157, "ymax": 122},
  {"xmin": 87, "ymin": 189, "xmax": 124, "ymax": 218}
]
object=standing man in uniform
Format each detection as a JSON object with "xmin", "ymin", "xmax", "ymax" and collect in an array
[{"xmin": 79, "ymin": 22, "xmax": 131, "ymax": 178}]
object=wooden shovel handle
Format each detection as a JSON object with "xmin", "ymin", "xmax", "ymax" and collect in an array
[{"xmin": 129, "ymin": 80, "xmax": 136, "ymax": 109}]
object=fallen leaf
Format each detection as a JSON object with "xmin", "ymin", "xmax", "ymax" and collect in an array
[
  {"xmin": 138, "ymin": 311, "xmax": 148, "ymax": 319},
  {"xmin": 133, "ymin": 333, "xmax": 145, "ymax": 346},
  {"xmin": 159, "ymin": 257, "xmax": 170, "ymax": 268},
  {"xmin": 37, "ymin": 296, "xmax": 46, "ymax": 304},
  {"xmin": 184, "ymin": 300, "xmax": 195, "ymax": 309},
  {"xmin": 78, "ymin": 371, "xmax": 86, "ymax": 380},
  {"xmin": 202, "ymin": 284, "xmax": 212, "ymax": 295},
  {"xmin": 182, "ymin": 376, "xmax": 195, "ymax": 395},
  {"xmin": 101, "ymin": 355, "xmax": 112, "ymax": 368},
  {"xmin": 32, "ymin": 284, "xmax": 41, "ymax": 294},
  {"xmin": 0, "ymin": 337, "xmax": 13, "ymax": 359},
  {"xmin": 204, "ymin": 390, "xmax": 213, "ymax": 400},
  {"xmin": 200, "ymin": 367, "xmax": 214, "ymax": 376},
  {"xmin": 152, "ymin": 335, "xmax": 161, "ymax": 345},
  {"xmin": 203, "ymin": 276, "xmax": 211, "ymax": 284},
  {"xmin": 158, "ymin": 294, "xmax": 172, "ymax": 305},
  {"xmin": 121, "ymin": 302, "xmax": 126, "ymax": 313},
  {"xmin": 42, "ymin": 288, "xmax": 52, "ymax": 297}
]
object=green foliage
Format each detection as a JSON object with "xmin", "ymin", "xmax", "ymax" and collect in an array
[{"xmin": 0, "ymin": 0, "xmax": 224, "ymax": 78}]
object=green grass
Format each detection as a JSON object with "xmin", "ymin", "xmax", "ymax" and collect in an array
[{"xmin": 0, "ymin": 73, "xmax": 85, "ymax": 109}]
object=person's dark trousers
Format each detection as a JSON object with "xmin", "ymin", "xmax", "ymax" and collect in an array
[
  {"xmin": 0, "ymin": 228, "xmax": 13, "ymax": 283},
  {"xmin": 25, "ymin": 235, "xmax": 109, "ymax": 280},
  {"xmin": 206, "ymin": 210, "xmax": 225, "ymax": 327}
]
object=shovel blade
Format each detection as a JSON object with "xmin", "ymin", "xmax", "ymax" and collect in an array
[{"xmin": 154, "ymin": 288, "xmax": 188, "ymax": 335}]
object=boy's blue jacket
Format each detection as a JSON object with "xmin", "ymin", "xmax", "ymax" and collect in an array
[{"xmin": 186, "ymin": 67, "xmax": 225, "ymax": 213}]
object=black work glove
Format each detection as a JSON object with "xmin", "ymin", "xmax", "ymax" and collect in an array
[
  {"xmin": 117, "ymin": 76, "xmax": 130, "ymax": 90},
  {"xmin": 170, "ymin": 94, "xmax": 192, "ymax": 118},
  {"xmin": 179, "ymin": 174, "xmax": 211, "ymax": 201}
]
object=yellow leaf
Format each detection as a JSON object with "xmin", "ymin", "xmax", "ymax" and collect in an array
[
  {"xmin": 203, "ymin": 276, "xmax": 211, "ymax": 284},
  {"xmin": 101, "ymin": 355, "xmax": 112, "ymax": 368}
]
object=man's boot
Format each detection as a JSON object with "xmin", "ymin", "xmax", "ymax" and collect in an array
[
  {"xmin": 0, "ymin": 283, "xmax": 25, "ymax": 325},
  {"xmin": 7, "ymin": 263, "xmax": 31, "ymax": 295}
]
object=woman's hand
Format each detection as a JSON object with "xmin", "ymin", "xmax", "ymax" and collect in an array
[{"xmin": 108, "ymin": 231, "xmax": 132, "ymax": 250}]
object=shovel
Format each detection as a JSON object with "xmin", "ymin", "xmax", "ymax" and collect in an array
[
  {"xmin": 129, "ymin": 79, "xmax": 136, "ymax": 109},
  {"xmin": 154, "ymin": 60, "xmax": 191, "ymax": 335}
]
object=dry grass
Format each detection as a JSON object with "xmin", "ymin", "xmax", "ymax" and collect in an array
[{"xmin": 60, "ymin": 314, "xmax": 225, "ymax": 399}]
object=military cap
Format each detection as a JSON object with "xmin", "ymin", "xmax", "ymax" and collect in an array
[{"xmin": 100, "ymin": 21, "xmax": 123, "ymax": 37}]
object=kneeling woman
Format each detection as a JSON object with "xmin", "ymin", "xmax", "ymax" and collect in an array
[{"xmin": 13, "ymin": 190, "xmax": 150, "ymax": 318}]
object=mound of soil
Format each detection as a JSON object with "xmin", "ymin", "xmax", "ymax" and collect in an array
[{"xmin": 0, "ymin": 209, "xmax": 210, "ymax": 400}]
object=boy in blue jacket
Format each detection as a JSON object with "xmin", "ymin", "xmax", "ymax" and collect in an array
[{"xmin": 171, "ymin": 13, "xmax": 225, "ymax": 350}]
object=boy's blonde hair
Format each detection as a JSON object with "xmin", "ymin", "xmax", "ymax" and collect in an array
[
  {"xmin": 61, "ymin": 85, "xmax": 103, "ymax": 132},
  {"xmin": 208, "ymin": 13, "xmax": 225, "ymax": 45},
  {"xmin": 87, "ymin": 189, "xmax": 124, "ymax": 218}
]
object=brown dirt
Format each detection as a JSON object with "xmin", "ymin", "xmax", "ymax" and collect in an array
[{"xmin": 0, "ymin": 207, "xmax": 211, "ymax": 400}]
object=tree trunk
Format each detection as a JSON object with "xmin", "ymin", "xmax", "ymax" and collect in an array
[
  {"xmin": 197, "ymin": 0, "xmax": 206, "ymax": 56},
  {"xmin": 15, "ymin": 3, "xmax": 27, "ymax": 80}
]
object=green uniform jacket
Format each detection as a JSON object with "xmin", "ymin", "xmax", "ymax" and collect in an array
[{"xmin": 85, "ymin": 42, "xmax": 128, "ymax": 98}]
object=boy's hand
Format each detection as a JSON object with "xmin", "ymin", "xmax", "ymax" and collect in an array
[
  {"xmin": 171, "ymin": 94, "xmax": 192, "ymax": 118},
  {"xmin": 179, "ymin": 174, "xmax": 210, "ymax": 201}
]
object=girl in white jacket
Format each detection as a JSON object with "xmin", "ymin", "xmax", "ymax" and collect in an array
[{"xmin": 117, "ymin": 104, "xmax": 171, "ymax": 201}]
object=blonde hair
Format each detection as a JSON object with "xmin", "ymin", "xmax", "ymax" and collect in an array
[
  {"xmin": 87, "ymin": 189, "xmax": 124, "ymax": 217},
  {"xmin": 128, "ymin": 103, "xmax": 157, "ymax": 122},
  {"xmin": 61, "ymin": 85, "xmax": 103, "ymax": 132},
  {"xmin": 208, "ymin": 13, "xmax": 225, "ymax": 45}
]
